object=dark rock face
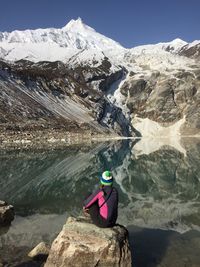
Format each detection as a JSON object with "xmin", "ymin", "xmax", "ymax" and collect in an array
[
  {"xmin": 45, "ymin": 216, "xmax": 132, "ymax": 267},
  {"xmin": 0, "ymin": 201, "xmax": 14, "ymax": 226},
  {"xmin": 179, "ymin": 43, "xmax": 200, "ymax": 60},
  {"xmin": 72, "ymin": 57, "xmax": 125, "ymax": 92},
  {"xmin": 0, "ymin": 60, "xmax": 131, "ymax": 137}
]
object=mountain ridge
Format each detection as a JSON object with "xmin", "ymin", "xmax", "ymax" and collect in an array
[{"xmin": 0, "ymin": 18, "xmax": 199, "ymax": 64}]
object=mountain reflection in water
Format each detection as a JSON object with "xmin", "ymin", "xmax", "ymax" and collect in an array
[{"xmin": 0, "ymin": 138, "xmax": 200, "ymax": 266}]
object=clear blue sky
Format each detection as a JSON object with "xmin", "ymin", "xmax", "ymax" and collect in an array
[{"xmin": 0, "ymin": 0, "xmax": 199, "ymax": 48}]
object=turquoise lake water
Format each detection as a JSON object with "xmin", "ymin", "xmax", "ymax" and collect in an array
[{"xmin": 0, "ymin": 138, "xmax": 200, "ymax": 266}]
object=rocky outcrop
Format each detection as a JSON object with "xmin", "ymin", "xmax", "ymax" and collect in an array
[
  {"xmin": 0, "ymin": 200, "xmax": 14, "ymax": 226},
  {"xmin": 45, "ymin": 216, "xmax": 132, "ymax": 267}
]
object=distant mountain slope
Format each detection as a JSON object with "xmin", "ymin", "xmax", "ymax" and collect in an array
[{"xmin": 0, "ymin": 59, "xmax": 131, "ymax": 136}]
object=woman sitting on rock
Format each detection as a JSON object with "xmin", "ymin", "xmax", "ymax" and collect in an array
[{"xmin": 83, "ymin": 171, "xmax": 118, "ymax": 228}]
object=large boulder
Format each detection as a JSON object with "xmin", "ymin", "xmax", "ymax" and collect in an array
[
  {"xmin": 45, "ymin": 216, "xmax": 132, "ymax": 267},
  {"xmin": 0, "ymin": 200, "xmax": 14, "ymax": 226}
]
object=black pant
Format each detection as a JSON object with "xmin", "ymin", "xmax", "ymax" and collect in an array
[{"xmin": 88, "ymin": 202, "xmax": 111, "ymax": 228}]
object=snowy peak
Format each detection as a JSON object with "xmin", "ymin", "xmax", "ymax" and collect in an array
[
  {"xmin": 161, "ymin": 38, "xmax": 188, "ymax": 52},
  {"xmin": 168, "ymin": 38, "xmax": 187, "ymax": 46},
  {"xmin": 0, "ymin": 17, "xmax": 122, "ymax": 49},
  {"xmin": 63, "ymin": 17, "xmax": 95, "ymax": 33}
]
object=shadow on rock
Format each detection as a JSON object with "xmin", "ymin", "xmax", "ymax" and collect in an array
[
  {"xmin": 13, "ymin": 261, "xmax": 43, "ymax": 267},
  {"xmin": 127, "ymin": 226, "xmax": 173, "ymax": 267}
]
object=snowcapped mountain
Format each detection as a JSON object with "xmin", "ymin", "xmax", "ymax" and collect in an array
[
  {"xmin": 0, "ymin": 18, "xmax": 125, "ymax": 64},
  {"xmin": 1, "ymin": 18, "xmax": 199, "ymax": 67},
  {"xmin": 0, "ymin": 18, "xmax": 200, "ymax": 138}
]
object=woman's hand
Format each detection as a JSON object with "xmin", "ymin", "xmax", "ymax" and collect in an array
[{"xmin": 83, "ymin": 207, "xmax": 89, "ymax": 214}]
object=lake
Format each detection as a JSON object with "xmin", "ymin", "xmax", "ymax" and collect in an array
[{"xmin": 0, "ymin": 138, "xmax": 200, "ymax": 266}]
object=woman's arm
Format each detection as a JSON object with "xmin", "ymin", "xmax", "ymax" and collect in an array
[{"xmin": 83, "ymin": 188, "xmax": 102, "ymax": 209}]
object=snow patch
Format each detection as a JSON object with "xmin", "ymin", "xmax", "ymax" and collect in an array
[
  {"xmin": 132, "ymin": 116, "xmax": 186, "ymax": 156},
  {"xmin": 132, "ymin": 115, "xmax": 185, "ymax": 137}
]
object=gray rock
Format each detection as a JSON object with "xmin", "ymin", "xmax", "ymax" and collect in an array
[
  {"xmin": 0, "ymin": 201, "xmax": 14, "ymax": 226},
  {"xmin": 28, "ymin": 241, "xmax": 50, "ymax": 261},
  {"xmin": 45, "ymin": 216, "xmax": 132, "ymax": 267}
]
